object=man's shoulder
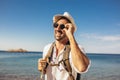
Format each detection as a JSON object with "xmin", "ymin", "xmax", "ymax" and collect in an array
[
  {"xmin": 44, "ymin": 43, "xmax": 53, "ymax": 50},
  {"xmin": 43, "ymin": 43, "xmax": 53, "ymax": 57}
]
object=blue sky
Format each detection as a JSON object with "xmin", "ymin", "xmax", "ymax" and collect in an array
[{"xmin": 0, "ymin": 0, "xmax": 120, "ymax": 53}]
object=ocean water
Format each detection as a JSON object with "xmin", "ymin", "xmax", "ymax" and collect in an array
[
  {"xmin": 0, "ymin": 52, "xmax": 120, "ymax": 80},
  {"xmin": 84, "ymin": 54, "xmax": 120, "ymax": 80},
  {"xmin": 0, "ymin": 52, "xmax": 41, "ymax": 76}
]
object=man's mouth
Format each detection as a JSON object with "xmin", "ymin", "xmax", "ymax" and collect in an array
[
  {"xmin": 56, "ymin": 30, "xmax": 62, "ymax": 34},
  {"xmin": 57, "ymin": 30, "xmax": 62, "ymax": 34},
  {"xmin": 55, "ymin": 30, "xmax": 63, "ymax": 37}
]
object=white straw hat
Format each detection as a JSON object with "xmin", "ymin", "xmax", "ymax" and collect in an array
[{"xmin": 53, "ymin": 12, "xmax": 77, "ymax": 32}]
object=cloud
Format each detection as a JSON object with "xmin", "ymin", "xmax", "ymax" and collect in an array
[
  {"xmin": 96, "ymin": 36, "xmax": 120, "ymax": 41},
  {"xmin": 80, "ymin": 33, "xmax": 120, "ymax": 41},
  {"xmin": 79, "ymin": 33, "xmax": 120, "ymax": 53},
  {"xmin": 85, "ymin": 43, "xmax": 120, "ymax": 53}
]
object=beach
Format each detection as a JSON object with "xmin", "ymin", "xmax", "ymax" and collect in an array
[
  {"xmin": 0, "ymin": 74, "xmax": 120, "ymax": 80},
  {"xmin": 0, "ymin": 74, "xmax": 39, "ymax": 80},
  {"xmin": 82, "ymin": 75, "xmax": 120, "ymax": 80},
  {"xmin": 0, "ymin": 52, "xmax": 120, "ymax": 80}
]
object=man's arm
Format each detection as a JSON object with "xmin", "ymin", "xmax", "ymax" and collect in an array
[
  {"xmin": 69, "ymin": 34, "xmax": 90, "ymax": 72},
  {"xmin": 64, "ymin": 23, "xmax": 90, "ymax": 72}
]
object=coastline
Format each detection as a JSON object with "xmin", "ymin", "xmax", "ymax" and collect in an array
[
  {"xmin": 0, "ymin": 74, "xmax": 120, "ymax": 80},
  {"xmin": 0, "ymin": 50, "xmax": 120, "ymax": 55},
  {"xmin": 0, "ymin": 50, "xmax": 42, "ymax": 54},
  {"xmin": 0, "ymin": 74, "xmax": 40, "ymax": 80},
  {"xmin": 81, "ymin": 75, "xmax": 120, "ymax": 80}
]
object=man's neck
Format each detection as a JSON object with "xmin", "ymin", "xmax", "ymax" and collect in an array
[{"xmin": 55, "ymin": 40, "xmax": 68, "ymax": 56}]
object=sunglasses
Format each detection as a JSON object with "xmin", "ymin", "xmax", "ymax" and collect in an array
[{"xmin": 53, "ymin": 23, "xmax": 65, "ymax": 29}]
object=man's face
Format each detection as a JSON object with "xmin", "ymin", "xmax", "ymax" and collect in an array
[{"xmin": 53, "ymin": 19, "xmax": 68, "ymax": 41}]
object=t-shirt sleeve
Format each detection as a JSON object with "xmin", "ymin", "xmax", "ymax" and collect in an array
[{"xmin": 43, "ymin": 43, "xmax": 52, "ymax": 58}]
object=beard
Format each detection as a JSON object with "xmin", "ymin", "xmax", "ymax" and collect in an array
[
  {"xmin": 54, "ymin": 30, "xmax": 66, "ymax": 41},
  {"xmin": 55, "ymin": 35, "xmax": 66, "ymax": 41}
]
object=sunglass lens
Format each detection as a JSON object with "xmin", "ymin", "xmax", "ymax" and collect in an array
[
  {"xmin": 60, "ymin": 24, "xmax": 65, "ymax": 29},
  {"xmin": 53, "ymin": 23, "xmax": 58, "ymax": 28}
]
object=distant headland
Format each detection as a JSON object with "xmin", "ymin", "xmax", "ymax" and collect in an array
[
  {"xmin": 8, "ymin": 48, "xmax": 27, "ymax": 53},
  {"xmin": 0, "ymin": 48, "xmax": 42, "ymax": 53}
]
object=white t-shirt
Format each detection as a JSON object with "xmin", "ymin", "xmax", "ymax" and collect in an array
[{"xmin": 43, "ymin": 43, "xmax": 90, "ymax": 80}]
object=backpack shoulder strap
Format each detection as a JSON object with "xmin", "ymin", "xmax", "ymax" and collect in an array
[
  {"xmin": 42, "ymin": 42, "xmax": 55, "ymax": 73},
  {"xmin": 76, "ymin": 73, "xmax": 81, "ymax": 80},
  {"xmin": 63, "ymin": 45, "xmax": 71, "ymax": 72},
  {"xmin": 63, "ymin": 44, "xmax": 81, "ymax": 80},
  {"xmin": 63, "ymin": 45, "xmax": 75, "ymax": 80}
]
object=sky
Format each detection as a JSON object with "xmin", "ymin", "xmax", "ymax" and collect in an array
[{"xmin": 0, "ymin": 0, "xmax": 120, "ymax": 54}]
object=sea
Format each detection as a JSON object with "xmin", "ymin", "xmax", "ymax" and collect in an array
[{"xmin": 0, "ymin": 51, "xmax": 120, "ymax": 80}]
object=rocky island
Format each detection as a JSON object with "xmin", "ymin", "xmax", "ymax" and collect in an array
[{"xmin": 8, "ymin": 48, "xmax": 27, "ymax": 53}]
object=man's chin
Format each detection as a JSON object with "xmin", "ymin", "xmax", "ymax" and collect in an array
[
  {"xmin": 55, "ymin": 35, "xmax": 66, "ymax": 41},
  {"xmin": 55, "ymin": 37, "xmax": 63, "ymax": 41},
  {"xmin": 56, "ymin": 38, "xmax": 61, "ymax": 41}
]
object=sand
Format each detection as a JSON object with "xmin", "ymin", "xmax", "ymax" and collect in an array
[
  {"xmin": 0, "ymin": 74, "xmax": 39, "ymax": 80},
  {"xmin": 0, "ymin": 74, "xmax": 120, "ymax": 80}
]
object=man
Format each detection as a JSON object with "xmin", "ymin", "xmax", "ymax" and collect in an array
[{"xmin": 38, "ymin": 12, "xmax": 90, "ymax": 80}]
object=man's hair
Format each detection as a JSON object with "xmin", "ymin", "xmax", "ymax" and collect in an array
[{"xmin": 54, "ymin": 16, "xmax": 71, "ymax": 24}]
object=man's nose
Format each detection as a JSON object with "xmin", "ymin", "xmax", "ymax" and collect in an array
[{"xmin": 56, "ymin": 25, "xmax": 61, "ymax": 30}]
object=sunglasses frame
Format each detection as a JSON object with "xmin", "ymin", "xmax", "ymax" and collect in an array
[{"xmin": 53, "ymin": 23, "xmax": 65, "ymax": 29}]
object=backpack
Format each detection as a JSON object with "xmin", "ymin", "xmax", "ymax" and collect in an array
[{"xmin": 44, "ymin": 42, "xmax": 81, "ymax": 80}]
